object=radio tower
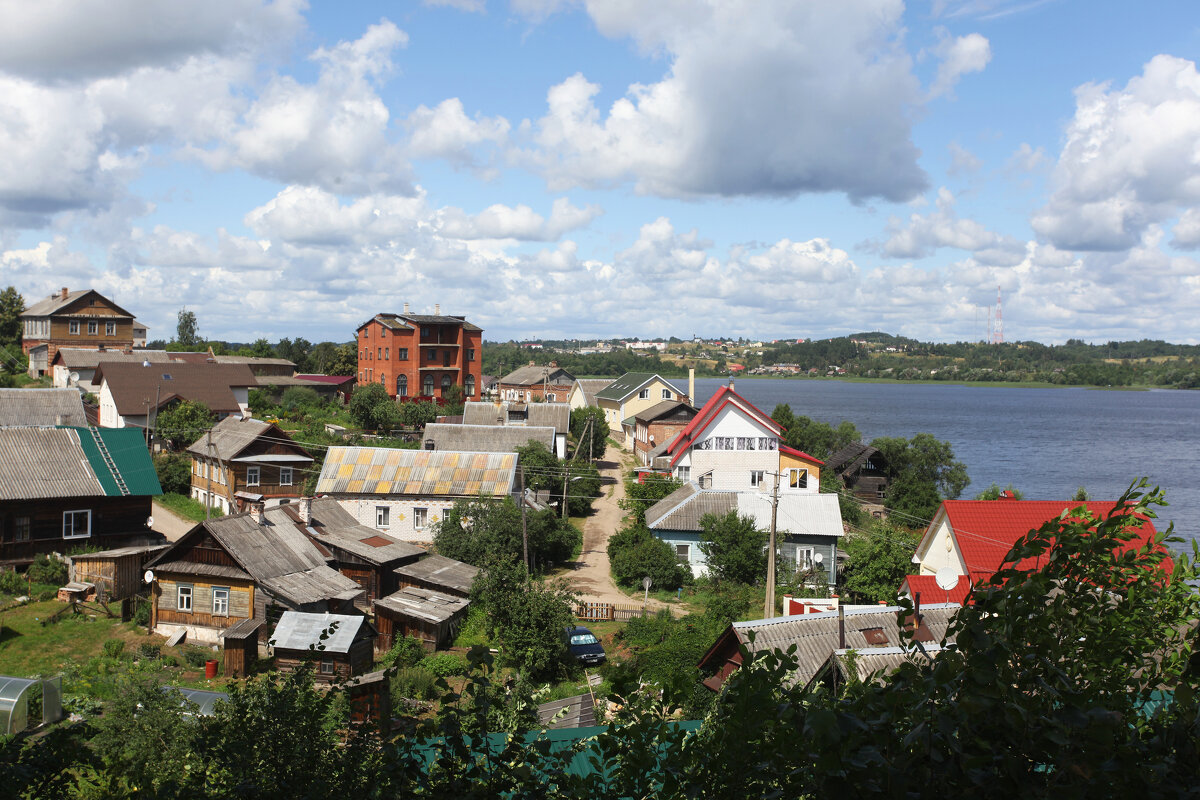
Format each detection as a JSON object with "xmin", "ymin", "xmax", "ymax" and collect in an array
[{"xmin": 991, "ymin": 286, "xmax": 1004, "ymax": 344}]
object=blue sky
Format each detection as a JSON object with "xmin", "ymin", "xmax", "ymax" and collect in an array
[{"xmin": 1, "ymin": 0, "xmax": 1198, "ymax": 344}]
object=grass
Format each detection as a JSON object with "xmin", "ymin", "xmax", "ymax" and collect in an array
[
  {"xmin": 156, "ymin": 492, "xmax": 222, "ymax": 522},
  {"xmin": 0, "ymin": 599, "xmax": 155, "ymax": 678}
]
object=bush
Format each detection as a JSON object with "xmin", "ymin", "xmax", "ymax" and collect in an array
[
  {"xmin": 378, "ymin": 635, "xmax": 426, "ymax": 670},
  {"xmin": 392, "ymin": 667, "xmax": 438, "ymax": 704},
  {"xmin": 182, "ymin": 647, "xmax": 209, "ymax": 668},
  {"xmin": 27, "ymin": 555, "xmax": 67, "ymax": 587},
  {"xmin": 138, "ymin": 643, "xmax": 162, "ymax": 660},
  {"xmin": 0, "ymin": 568, "xmax": 24, "ymax": 594},
  {"xmin": 37, "ymin": 589, "xmax": 58, "ymax": 601},
  {"xmin": 281, "ymin": 386, "xmax": 322, "ymax": 412},
  {"xmin": 609, "ymin": 529, "xmax": 687, "ymax": 590},
  {"xmin": 153, "ymin": 452, "xmax": 192, "ymax": 495},
  {"xmin": 103, "ymin": 639, "xmax": 126, "ymax": 659},
  {"xmin": 420, "ymin": 652, "xmax": 467, "ymax": 678},
  {"xmin": 133, "ymin": 598, "xmax": 151, "ymax": 626}
]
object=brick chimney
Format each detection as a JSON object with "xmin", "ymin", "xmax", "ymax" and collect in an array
[
  {"xmin": 434, "ymin": 303, "xmax": 441, "ymax": 315},
  {"xmin": 298, "ymin": 497, "xmax": 313, "ymax": 524},
  {"xmin": 60, "ymin": 287, "xmax": 69, "ymax": 300},
  {"xmin": 403, "ymin": 301, "xmax": 410, "ymax": 314},
  {"xmin": 249, "ymin": 502, "xmax": 264, "ymax": 525}
]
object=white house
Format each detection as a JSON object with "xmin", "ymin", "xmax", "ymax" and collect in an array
[{"xmin": 94, "ymin": 361, "xmax": 253, "ymax": 430}]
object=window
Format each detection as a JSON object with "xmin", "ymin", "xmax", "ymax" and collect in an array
[
  {"xmin": 280, "ymin": 467, "xmax": 293, "ymax": 486},
  {"xmin": 413, "ymin": 507, "xmax": 428, "ymax": 530},
  {"xmin": 87, "ymin": 321, "xmax": 97, "ymax": 335},
  {"xmin": 788, "ymin": 468, "xmax": 808, "ymax": 489},
  {"xmin": 397, "ymin": 374, "xmax": 408, "ymax": 397},
  {"xmin": 421, "ymin": 326, "xmax": 431, "ymax": 338},
  {"xmin": 547, "ymin": 392, "xmax": 556, "ymax": 402},
  {"xmin": 384, "ymin": 348, "xmax": 389, "ymax": 359},
  {"xmin": 398, "ymin": 348, "xmax": 408, "ymax": 361},
  {"xmin": 638, "ymin": 389, "xmax": 649, "ymax": 399},
  {"xmin": 376, "ymin": 506, "xmax": 390, "ymax": 528},
  {"xmin": 466, "ymin": 348, "xmax": 475, "ymax": 362},
  {"xmin": 212, "ymin": 587, "xmax": 229, "ymax": 615},
  {"xmin": 465, "ymin": 375, "xmax": 475, "ymax": 397},
  {"xmin": 63, "ymin": 509, "xmax": 91, "ymax": 539},
  {"xmin": 105, "ymin": 321, "xmax": 116, "ymax": 336},
  {"xmin": 377, "ymin": 347, "xmax": 381, "ymax": 359},
  {"xmin": 177, "ymin": 584, "xmax": 193, "ymax": 612},
  {"xmin": 380, "ymin": 374, "xmax": 386, "ymax": 386},
  {"xmin": 750, "ymin": 470, "xmax": 765, "ymax": 488},
  {"xmin": 69, "ymin": 320, "xmax": 80, "ymax": 335},
  {"xmin": 423, "ymin": 376, "xmax": 434, "ymax": 396},
  {"xmin": 320, "ymin": 660, "xmax": 335, "ymax": 675},
  {"xmin": 14, "ymin": 516, "xmax": 30, "ymax": 542},
  {"xmin": 661, "ymin": 388, "xmax": 672, "ymax": 399},
  {"xmin": 675, "ymin": 543, "xmax": 690, "ymax": 562},
  {"xmin": 441, "ymin": 375, "xmax": 451, "ymax": 394},
  {"xmin": 247, "ymin": 466, "xmax": 260, "ymax": 486},
  {"xmin": 795, "ymin": 547, "xmax": 815, "ymax": 569},
  {"xmin": 427, "ymin": 348, "xmax": 437, "ymax": 360},
  {"xmin": 676, "ymin": 467, "xmax": 690, "ymax": 481}
]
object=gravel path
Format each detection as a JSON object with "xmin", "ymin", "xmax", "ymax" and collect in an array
[{"xmin": 151, "ymin": 501, "xmax": 196, "ymax": 542}]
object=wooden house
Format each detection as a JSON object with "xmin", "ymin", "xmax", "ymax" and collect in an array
[
  {"xmin": 392, "ymin": 554, "xmax": 478, "ymax": 599},
  {"xmin": 20, "ymin": 287, "xmax": 137, "ymax": 378},
  {"xmin": 0, "ymin": 426, "xmax": 162, "ymax": 566},
  {"xmin": 825, "ymin": 443, "xmax": 890, "ymax": 503},
  {"xmin": 270, "ymin": 610, "xmax": 375, "ymax": 682},
  {"xmin": 145, "ymin": 504, "xmax": 363, "ymax": 644},
  {"xmin": 185, "ymin": 416, "xmax": 314, "ymax": 514},
  {"xmin": 373, "ymin": 586, "xmax": 469, "ymax": 652}
]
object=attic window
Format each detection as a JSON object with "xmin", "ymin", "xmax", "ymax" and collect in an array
[
  {"xmin": 861, "ymin": 627, "xmax": 889, "ymax": 646},
  {"xmin": 162, "ymin": 373, "xmax": 173, "ymax": 380}
]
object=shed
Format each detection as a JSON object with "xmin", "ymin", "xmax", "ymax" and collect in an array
[
  {"xmin": 270, "ymin": 611, "xmax": 375, "ymax": 681},
  {"xmin": 373, "ymin": 587, "xmax": 469, "ymax": 652},
  {"xmin": 220, "ymin": 617, "xmax": 264, "ymax": 678},
  {"xmin": 393, "ymin": 555, "xmax": 479, "ymax": 598},
  {"xmin": 69, "ymin": 544, "xmax": 168, "ymax": 603},
  {"xmin": 0, "ymin": 676, "xmax": 62, "ymax": 735},
  {"xmin": 346, "ymin": 670, "xmax": 391, "ymax": 734},
  {"xmin": 537, "ymin": 693, "xmax": 598, "ymax": 729}
]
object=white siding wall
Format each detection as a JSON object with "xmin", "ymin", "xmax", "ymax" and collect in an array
[
  {"xmin": 915, "ymin": 518, "xmax": 966, "ymax": 576},
  {"xmin": 99, "ymin": 382, "xmax": 119, "ymax": 428},
  {"xmin": 337, "ymin": 497, "xmax": 456, "ymax": 543},
  {"xmin": 693, "ymin": 449, "xmax": 779, "ymax": 491}
]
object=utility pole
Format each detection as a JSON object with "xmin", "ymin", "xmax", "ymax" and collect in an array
[
  {"xmin": 150, "ymin": 383, "xmax": 161, "ymax": 452},
  {"xmin": 764, "ymin": 470, "xmax": 780, "ymax": 619},
  {"xmin": 519, "ymin": 468, "xmax": 529, "ymax": 579},
  {"xmin": 561, "ymin": 462, "xmax": 570, "ymax": 519},
  {"xmin": 205, "ymin": 429, "xmax": 214, "ymax": 521},
  {"xmin": 587, "ymin": 417, "xmax": 593, "ymax": 463}
]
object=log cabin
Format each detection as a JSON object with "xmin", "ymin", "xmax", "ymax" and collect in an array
[
  {"xmin": 186, "ymin": 416, "xmax": 314, "ymax": 514},
  {"xmin": 270, "ymin": 610, "xmax": 375, "ymax": 682}
]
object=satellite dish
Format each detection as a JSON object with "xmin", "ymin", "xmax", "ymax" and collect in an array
[
  {"xmin": 642, "ymin": 576, "xmax": 653, "ymax": 591},
  {"xmin": 143, "ymin": 570, "xmax": 155, "ymax": 584},
  {"xmin": 812, "ymin": 552, "xmax": 824, "ymax": 564},
  {"xmin": 142, "ymin": 359, "xmax": 152, "ymax": 367},
  {"xmin": 146, "ymin": 515, "xmax": 155, "ymax": 528},
  {"xmin": 935, "ymin": 567, "xmax": 960, "ymax": 592},
  {"xmin": 68, "ymin": 371, "xmax": 80, "ymax": 385}
]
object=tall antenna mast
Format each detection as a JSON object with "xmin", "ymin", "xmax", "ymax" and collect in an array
[{"xmin": 992, "ymin": 286, "xmax": 1004, "ymax": 344}]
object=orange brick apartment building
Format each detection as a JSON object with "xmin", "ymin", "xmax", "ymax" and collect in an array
[{"xmin": 356, "ymin": 307, "xmax": 483, "ymax": 401}]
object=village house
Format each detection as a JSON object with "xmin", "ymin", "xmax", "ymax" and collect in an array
[
  {"xmin": 594, "ymin": 372, "xmax": 683, "ymax": 438},
  {"xmin": 631, "ymin": 400, "xmax": 698, "ymax": 467},
  {"xmin": 270, "ymin": 610, "xmax": 376, "ymax": 682},
  {"xmin": 145, "ymin": 503, "xmax": 363, "ymax": 644},
  {"xmin": 185, "ymin": 416, "xmax": 314, "ymax": 514},
  {"xmin": 825, "ymin": 442, "xmax": 891, "ymax": 505},
  {"xmin": 0, "ymin": 426, "xmax": 162, "ymax": 565},
  {"xmin": 392, "ymin": 553, "xmax": 478, "ymax": 599},
  {"xmin": 496, "ymin": 361, "xmax": 577, "ymax": 403},
  {"xmin": 51, "ymin": 349, "xmax": 174, "ymax": 393},
  {"xmin": 95, "ymin": 361, "xmax": 255, "ymax": 430},
  {"xmin": 567, "ymin": 378, "xmax": 614, "ymax": 410},
  {"xmin": 315, "ymin": 446, "xmax": 519, "ymax": 543},
  {"xmin": 355, "ymin": 305, "xmax": 483, "ymax": 402},
  {"xmin": 0, "ymin": 388, "xmax": 88, "ymax": 428},
  {"xmin": 422, "ymin": 423, "xmax": 556, "ymax": 455},
  {"xmin": 645, "ymin": 482, "xmax": 842, "ymax": 584},
  {"xmin": 461, "ymin": 401, "xmax": 570, "ymax": 458},
  {"xmin": 20, "ymin": 288, "xmax": 138, "ymax": 378}
]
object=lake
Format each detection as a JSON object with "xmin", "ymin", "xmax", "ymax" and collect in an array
[{"xmin": 670, "ymin": 377, "xmax": 1200, "ymax": 549}]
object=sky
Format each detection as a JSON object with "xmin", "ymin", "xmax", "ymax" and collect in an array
[{"xmin": 1, "ymin": 0, "xmax": 1199, "ymax": 345}]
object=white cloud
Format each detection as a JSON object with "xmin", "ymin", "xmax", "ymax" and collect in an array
[
  {"xmin": 438, "ymin": 197, "xmax": 602, "ymax": 240},
  {"xmin": 244, "ymin": 185, "xmax": 430, "ymax": 246},
  {"xmin": 880, "ymin": 187, "xmax": 1024, "ymax": 263},
  {"xmin": 522, "ymin": 0, "xmax": 927, "ymax": 202},
  {"xmin": 406, "ymin": 98, "xmax": 510, "ymax": 164},
  {"xmin": 1007, "ymin": 142, "xmax": 1047, "ymax": 173},
  {"xmin": 948, "ymin": 141, "xmax": 982, "ymax": 175},
  {"xmin": 423, "ymin": 0, "xmax": 487, "ymax": 10},
  {"xmin": 929, "ymin": 30, "xmax": 992, "ymax": 99},
  {"xmin": 1032, "ymin": 55, "xmax": 1200, "ymax": 251},
  {"xmin": 1172, "ymin": 208, "xmax": 1200, "ymax": 249}
]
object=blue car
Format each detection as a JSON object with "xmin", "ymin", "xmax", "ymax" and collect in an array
[{"xmin": 565, "ymin": 626, "xmax": 606, "ymax": 666}]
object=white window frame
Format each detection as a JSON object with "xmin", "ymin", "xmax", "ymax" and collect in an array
[
  {"xmin": 661, "ymin": 388, "xmax": 672, "ymax": 399},
  {"xmin": 638, "ymin": 388, "xmax": 649, "ymax": 399},
  {"xmin": 676, "ymin": 466, "xmax": 690, "ymax": 481},
  {"xmin": 212, "ymin": 586, "xmax": 229, "ymax": 615},
  {"xmin": 320, "ymin": 659, "xmax": 335, "ymax": 675},
  {"xmin": 280, "ymin": 467, "xmax": 293, "ymax": 486},
  {"xmin": 788, "ymin": 468, "xmax": 808, "ymax": 489},
  {"xmin": 87, "ymin": 320, "xmax": 97, "ymax": 335},
  {"xmin": 247, "ymin": 466, "xmax": 260, "ymax": 486},
  {"xmin": 750, "ymin": 470, "xmax": 764, "ymax": 488},
  {"xmin": 69, "ymin": 320, "xmax": 80, "ymax": 335},
  {"xmin": 105, "ymin": 321, "xmax": 116, "ymax": 336},
  {"xmin": 62, "ymin": 509, "xmax": 91, "ymax": 539},
  {"xmin": 376, "ymin": 506, "xmax": 390, "ymax": 528},
  {"xmin": 177, "ymin": 584, "xmax": 193, "ymax": 612},
  {"xmin": 413, "ymin": 507, "xmax": 428, "ymax": 530}
]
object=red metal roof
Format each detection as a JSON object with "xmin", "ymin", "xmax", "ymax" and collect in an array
[
  {"xmin": 779, "ymin": 444, "xmax": 824, "ymax": 466},
  {"xmin": 901, "ymin": 574, "xmax": 973, "ymax": 605},
  {"xmin": 665, "ymin": 385, "xmax": 783, "ymax": 466}
]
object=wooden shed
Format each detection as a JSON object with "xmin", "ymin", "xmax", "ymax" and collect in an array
[
  {"xmin": 346, "ymin": 670, "xmax": 391, "ymax": 734},
  {"xmin": 373, "ymin": 587, "xmax": 469, "ymax": 653},
  {"xmin": 69, "ymin": 544, "xmax": 168, "ymax": 603},
  {"xmin": 219, "ymin": 618, "xmax": 263, "ymax": 678},
  {"xmin": 392, "ymin": 555, "xmax": 479, "ymax": 599},
  {"xmin": 270, "ymin": 611, "xmax": 375, "ymax": 682}
]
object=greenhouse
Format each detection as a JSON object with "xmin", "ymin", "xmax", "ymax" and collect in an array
[
  {"xmin": 0, "ymin": 675, "xmax": 62, "ymax": 735},
  {"xmin": 163, "ymin": 686, "xmax": 228, "ymax": 717}
]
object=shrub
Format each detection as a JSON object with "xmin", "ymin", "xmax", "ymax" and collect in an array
[
  {"xmin": 37, "ymin": 589, "xmax": 58, "ymax": 602},
  {"xmin": 0, "ymin": 568, "xmax": 24, "ymax": 594},
  {"xmin": 392, "ymin": 667, "xmax": 438, "ymax": 704},
  {"xmin": 27, "ymin": 555, "xmax": 67, "ymax": 587},
  {"xmin": 138, "ymin": 643, "xmax": 162, "ymax": 660},
  {"xmin": 421, "ymin": 652, "xmax": 467, "ymax": 678},
  {"xmin": 379, "ymin": 635, "xmax": 427, "ymax": 670},
  {"xmin": 182, "ymin": 647, "xmax": 210, "ymax": 668},
  {"xmin": 102, "ymin": 639, "xmax": 126, "ymax": 659},
  {"xmin": 281, "ymin": 386, "xmax": 322, "ymax": 412},
  {"xmin": 153, "ymin": 453, "xmax": 192, "ymax": 495},
  {"xmin": 133, "ymin": 598, "xmax": 151, "ymax": 626},
  {"xmin": 610, "ymin": 530, "xmax": 687, "ymax": 590}
]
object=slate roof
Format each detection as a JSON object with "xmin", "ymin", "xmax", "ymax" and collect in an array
[
  {"xmin": 184, "ymin": 416, "xmax": 310, "ymax": 462},
  {"xmin": 374, "ymin": 586, "xmax": 470, "ymax": 625},
  {"xmin": 212, "ymin": 355, "xmax": 296, "ymax": 368},
  {"xmin": 393, "ymin": 554, "xmax": 479, "ymax": 595},
  {"xmin": 315, "ymin": 446, "xmax": 517, "ymax": 497},
  {"xmin": 645, "ymin": 483, "xmax": 735, "ymax": 530},
  {"xmin": 461, "ymin": 401, "xmax": 570, "ymax": 434},
  {"xmin": 499, "ymin": 364, "xmax": 577, "ymax": 386},
  {"xmin": 289, "ymin": 499, "xmax": 424, "ymax": 564},
  {"xmin": 632, "ymin": 400, "xmax": 695, "ymax": 424},
  {"xmin": 423, "ymin": 423, "xmax": 555, "ymax": 453},
  {"xmin": 0, "ymin": 388, "xmax": 87, "ymax": 427},
  {"xmin": 537, "ymin": 694, "xmax": 598, "ymax": 729},
  {"xmin": 594, "ymin": 372, "xmax": 667, "ymax": 402},
  {"xmin": 0, "ymin": 426, "xmax": 161, "ymax": 500},
  {"xmin": 52, "ymin": 349, "xmax": 173, "ymax": 370},
  {"xmin": 808, "ymin": 644, "xmax": 950, "ymax": 690},
  {"xmin": 270, "ymin": 611, "xmax": 372, "ymax": 653},
  {"xmin": 645, "ymin": 483, "xmax": 843, "ymax": 538},
  {"xmin": 94, "ymin": 361, "xmax": 256, "ymax": 416},
  {"xmin": 571, "ymin": 378, "xmax": 614, "ymax": 407},
  {"xmin": 22, "ymin": 288, "xmax": 134, "ymax": 319}
]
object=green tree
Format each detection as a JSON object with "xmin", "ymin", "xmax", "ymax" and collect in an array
[
  {"xmin": 820, "ymin": 468, "xmax": 865, "ymax": 528},
  {"xmin": 1073, "ymin": 485, "xmax": 1091, "ymax": 501},
  {"xmin": 565, "ymin": 459, "xmax": 602, "ymax": 516},
  {"xmin": 0, "ymin": 286, "xmax": 24, "ymax": 345},
  {"xmin": 154, "ymin": 400, "xmax": 216, "ymax": 449},
  {"xmin": 153, "ymin": 452, "xmax": 193, "ymax": 494},
  {"xmin": 516, "ymin": 440, "xmax": 561, "ymax": 495},
  {"xmin": 839, "ymin": 520, "xmax": 923, "ymax": 603},
  {"xmin": 698, "ymin": 511, "xmax": 768, "ymax": 586},
  {"xmin": 349, "ymin": 382, "xmax": 390, "ymax": 428},
  {"xmin": 275, "ymin": 337, "xmax": 313, "ymax": 372},
  {"xmin": 328, "ymin": 343, "xmax": 358, "ymax": 376},
  {"xmin": 872, "ymin": 432, "xmax": 970, "ymax": 522},
  {"xmin": 974, "ymin": 482, "xmax": 1025, "ymax": 500},
  {"xmin": 174, "ymin": 308, "xmax": 199, "ymax": 348},
  {"xmin": 609, "ymin": 528, "xmax": 688, "ymax": 590},
  {"xmin": 442, "ymin": 384, "xmax": 466, "ymax": 416},
  {"xmin": 620, "ymin": 473, "xmax": 681, "ymax": 527},
  {"xmin": 434, "ymin": 496, "xmax": 579, "ymax": 571},
  {"xmin": 771, "ymin": 404, "xmax": 860, "ymax": 459},
  {"xmin": 570, "ymin": 406, "xmax": 608, "ymax": 461},
  {"xmin": 399, "ymin": 399, "xmax": 441, "ymax": 428}
]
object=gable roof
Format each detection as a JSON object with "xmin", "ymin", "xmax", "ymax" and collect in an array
[
  {"xmin": 185, "ymin": 416, "xmax": 310, "ymax": 462},
  {"xmin": 825, "ymin": 442, "xmax": 880, "ymax": 475},
  {"xmin": 51, "ymin": 349, "xmax": 173, "ymax": 370},
  {"xmin": 900, "ymin": 574, "xmax": 974, "ymax": 606},
  {"xmin": 664, "ymin": 384, "xmax": 783, "ymax": 466},
  {"xmin": 288, "ymin": 499, "xmax": 424, "ymax": 564},
  {"xmin": 423, "ymin": 423, "xmax": 555, "ymax": 453},
  {"xmin": 0, "ymin": 426, "xmax": 161, "ymax": 500},
  {"xmin": 779, "ymin": 444, "xmax": 825, "ymax": 466},
  {"xmin": 633, "ymin": 400, "xmax": 697, "ymax": 425},
  {"xmin": 95, "ymin": 361, "xmax": 256, "ymax": 416},
  {"xmin": 270, "ymin": 611, "xmax": 372, "ymax": 653},
  {"xmin": 22, "ymin": 288, "xmax": 135, "ymax": 319},
  {"xmin": 0, "ymin": 388, "xmax": 87, "ymax": 427},
  {"xmin": 645, "ymin": 482, "xmax": 843, "ymax": 538},
  {"xmin": 499, "ymin": 364, "xmax": 577, "ymax": 386},
  {"xmin": 645, "ymin": 483, "xmax": 735, "ymax": 530},
  {"xmin": 570, "ymin": 378, "xmax": 614, "ymax": 407},
  {"xmin": 393, "ymin": 554, "xmax": 479, "ymax": 596},
  {"xmin": 925, "ymin": 499, "xmax": 1162, "ymax": 578},
  {"xmin": 594, "ymin": 372, "xmax": 670, "ymax": 402},
  {"xmin": 315, "ymin": 446, "xmax": 517, "ymax": 497},
  {"xmin": 461, "ymin": 401, "xmax": 570, "ymax": 434}
]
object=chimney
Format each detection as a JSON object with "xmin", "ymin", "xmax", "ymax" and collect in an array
[
  {"xmin": 728, "ymin": 377, "xmax": 735, "ymax": 392},
  {"xmin": 529, "ymin": 360, "xmax": 535, "ymax": 367},
  {"xmin": 403, "ymin": 302, "xmax": 410, "ymax": 314},
  {"xmin": 249, "ymin": 502, "xmax": 264, "ymax": 525},
  {"xmin": 549, "ymin": 360, "xmax": 557, "ymax": 368},
  {"xmin": 298, "ymin": 497, "xmax": 312, "ymax": 525},
  {"xmin": 434, "ymin": 303, "xmax": 441, "ymax": 316},
  {"xmin": 838, "ymin": 603, "xmax": 846, "ymax": 650},
  {"xmin": 60, "ymin": 287, "xmax": 69, "ymax": 299},
  {"xmin": 688, "ymin": 367, "xmax": 695, "ymax": 405}
]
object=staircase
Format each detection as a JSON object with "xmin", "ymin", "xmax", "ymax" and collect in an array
[{"xmin": 89, "ymin": 427, "xmax": 130, "ymax": 496}]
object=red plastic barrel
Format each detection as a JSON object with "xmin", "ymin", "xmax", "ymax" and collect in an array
[{"xmin": 205, "ymin": 659, "xmax": 218, "ymax": 679}]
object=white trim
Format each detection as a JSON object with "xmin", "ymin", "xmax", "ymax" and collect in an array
[{"xmin": 62, "ymin": 508, "xmax": 91, "ymax": 539}]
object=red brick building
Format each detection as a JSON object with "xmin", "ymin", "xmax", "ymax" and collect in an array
[{"xmin": 356, "ymin": 307, "xmax": 483, "ymax": 401}]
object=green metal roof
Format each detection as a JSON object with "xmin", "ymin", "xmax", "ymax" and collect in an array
[
  {"xmin": 74, "ymin": 427, "xmax": 163, "ymax": 497},
  {"xmin": 594, "ymin": 372, "xmax": 665, "ymax": 402}
]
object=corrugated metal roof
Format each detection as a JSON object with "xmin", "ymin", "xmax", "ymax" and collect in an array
[
  {"xmin": 0, "ymin": 427, "xmax": 105, "ymax": 500},
  {"xmin": 212, "ymin": 355, "xmax": 296, "ymax": 368},
  {"xmin": 736, "ymin": 492, "xmax": 843, "ymax": 538},
  {"xmin": 537, "ymin": 694, "xmax": 597, "ymax": 729},
  {"xmin": 295, "ymin": 499, "xmax": 425, "ymax": 564},
  {"xmin": 632, "ymin": 400, "xmax": 695, "ymax": 424},
  {"xmin": 94, "ymin": 361, "xmax": 256, "ymax": 415},
  {"xmin": 77, "ymin": 427, "xmax": 163, "ymax": 497},
  {"xmin": 814, "ymin": 644, "xmax": 949, "ymax": 688},
  {"xmin": 572, "ymin": 379, "xmax": 614, "ymax": 407},
  {"xmin": 0, "ymin": 388, "xmax": 87, "ymax": 427},
  {"xmin": 499, "ymin": 364, "xmax": 576, "ymax": 386},
  {"xmin": 423, "ymin": 423, "xmax": 555, "ymax": 453},
  {"xmin": 645, "ymin": 483, "xmax": 733, "ymax": 530},
  {"xmin": 52, "ymin": 349, "xmax": 173, "ymax": 369},
  {"xmin": 374, "ymin": 586, "xmax": 469, "ymax": 624},
  {"xmin": 315, "ymin": 446, "xmax": 517, "ymax": 498},
  {"xmin": 461, "ymin": 401, "xmax": 570, "ymax": 434},
  {"xmin": 393, "ymin": 554, "xmax": 479, "ymax": 595},
  {"xmin": 594, "ymin": 373, "xmax": 665, "ymax": 402},
  {"xmin": 270, "ymin": 611, "xmax": 370, "ymax": 653}
]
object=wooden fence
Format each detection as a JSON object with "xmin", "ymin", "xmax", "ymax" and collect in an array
[{"xmin": 576, "ymin": 599, "xmax": 651, "ymax": 622}]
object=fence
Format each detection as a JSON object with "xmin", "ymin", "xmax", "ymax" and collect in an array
[{"xmin": 576, "ymin": 599, "xmax": 651, "ymax": 622}]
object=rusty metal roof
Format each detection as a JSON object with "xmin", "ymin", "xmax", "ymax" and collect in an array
[
  {"xmin": 0, "ymin": 388, "xmax": 87, "ymax": 427},
  {"xmin": 315, "ymin": 446, "xmax": 516, "ymax": 498}
]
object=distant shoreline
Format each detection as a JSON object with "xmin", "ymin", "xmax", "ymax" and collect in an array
[{"xmin": 637, "ymin": 374, "xmax": 1164, "ymax": 391}]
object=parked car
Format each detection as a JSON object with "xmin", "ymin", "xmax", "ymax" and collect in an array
[{"xmin": 564, "ymin": 625, "xmax": 606, "ymax": 666}]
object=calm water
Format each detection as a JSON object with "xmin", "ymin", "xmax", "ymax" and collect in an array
[{"xmin": 671, "ymin": 377, "xmax": 1200, "ymax": 548}]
